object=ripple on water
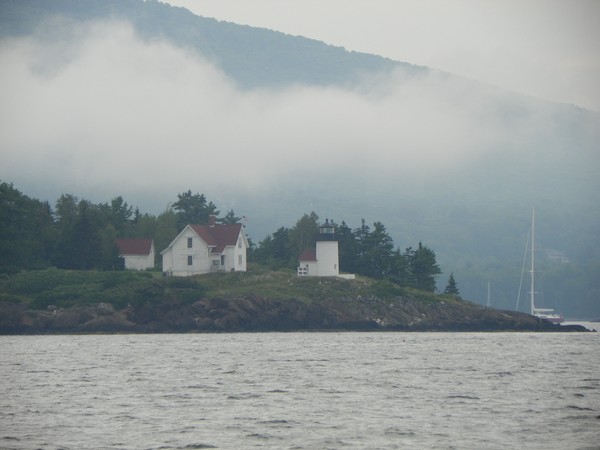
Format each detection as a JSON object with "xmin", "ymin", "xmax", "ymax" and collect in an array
[{"xmin": 1, "ymin": 333, "xmax": 599, "ymax": 449}]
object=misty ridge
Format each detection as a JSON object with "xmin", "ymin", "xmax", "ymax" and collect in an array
[{"xmin": 0, "ymin": 0, "xmax": 599, "ymax": 317}]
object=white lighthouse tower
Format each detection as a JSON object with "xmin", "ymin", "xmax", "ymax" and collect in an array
[
  {"xmin": 297, "ymin": 219, "xmax": 339, "ymax": 277},
  {"xmin": 315, "ymin": 219, "xmax": 339, "ymax": 276}
]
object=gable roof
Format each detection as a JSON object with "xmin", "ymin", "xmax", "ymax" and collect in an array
[
  {"xmin": 116, "ymin": 239, "xmax": 153, "ymax": 256},
  {"xmin": 190, "ymin": 223, "xmax": 243, "ymax": 254},
  {"xmin": 298, "ymin": 249, "xmax": 317, "ymax": 262}
]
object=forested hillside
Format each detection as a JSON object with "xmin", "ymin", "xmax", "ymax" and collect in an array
[{"xmin": 0, "ymin": 0, "xmax": 415, "ymax": 88}]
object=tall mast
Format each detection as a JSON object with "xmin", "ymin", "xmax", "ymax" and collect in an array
[
  {"xmin": 530, "ymin": 208, "xmax": 535, "ymax": 315},
  {"xmin": 487, "ymin": 281, "xmax": 491, "ymax": 307}
]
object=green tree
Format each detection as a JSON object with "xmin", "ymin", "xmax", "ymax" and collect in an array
[
  {"xmin": 389, "ymin": 248, "xmax": 411, "ymax": 286},
  {"xmin": 54, "ymin": 194, "xmax": 79, "ymax": 225},
  {"xmin": 131, "ymin": 213, "xmax": 158, "ymax": 240},
  {"xmin": 365, "ymin": 221, "xmax": 395, "ymax": 278},
  {"xmin": 288, "ymin": 212, "xmax": 319, "ymax": 259},
  {"xmin": 98, "ymin": 223, "xmax": 125, "ymax": 271},
  {"xmin": 443, "ymin": 273, "xmax": 460, "ymax": 296},
  {"xmin": 406, "ymin": 242, "xmax": 441, "ymax": 292},
  {"xmin": 253, "ymin": 226, "xmax": 292, "ymax": 268},
  {"xmin": 353, "ymin": 220, "xmax": 394, "ymax": 278},
  {"xmin": 153, "ymin": 208, "xmax": 178, "ymax": 256},
  {"xmin": 109, "ymin": 195, "xmax": 133, "ymax": 234},
  {"xmin": 353, "ymin": 219, "xmax": 371, "ymax": 275},
  {"xmin": 172, "ymin": 190, "xmax": 219, "ymax": 231},
  {"xmin": 336, "ymin": 220, "xmax": 357, "ymax": 273},
  {"xmin": 222, "ymin": 209, "xmax": 242, "ymax": 224},
  {"xmin": 0, "ymin": 181, "xmax": 55, "ymax": 273}
]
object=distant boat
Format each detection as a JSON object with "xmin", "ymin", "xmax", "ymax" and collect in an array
[{"xmin": 520, "ymin": 209, "xmax": 564, "ymax": 324}]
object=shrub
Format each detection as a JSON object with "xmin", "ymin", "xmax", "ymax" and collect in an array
[{"xmin": 372, "ymin": 279, "xmax": 405, "ymax": 298}]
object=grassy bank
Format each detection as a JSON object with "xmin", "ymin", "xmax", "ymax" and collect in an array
[{"xmin": 0, "ymin": 265, "xmax": 453, "ymax": 310}]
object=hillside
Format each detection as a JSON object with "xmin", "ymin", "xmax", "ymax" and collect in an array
[
  {"xmin": 0, "ymin": 0, "xmax": 418, "ymax": 88},
  {"xmin": 0, "ymin": 268, "xmax": 587, "ymax": 334},
  {"xmin": 0, "ymin": 0, "xmax": 598, "ymax": 318}
]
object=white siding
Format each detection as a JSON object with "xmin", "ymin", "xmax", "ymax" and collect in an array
[
  {"xmin": 298, "ymin": 260, "xmax": 318, "ymax": 276},
  {"xmin": 161, "ymin": 225, "xmax": 248, "ymax": 276},
  {"xmin": 219, "ymin": 231, "xmax": 248, "ymax": 272},
  {"xmin": 162, "ymin": 227, "xmax": 211, "ymax": 276},
  {"xmin": 233, "ymin": 232, "xmax": 248, "ymax": 272},
  {"xmin": 122, "ymin": 244, "xmax": 155, "ymax": 270},
  {"xmin": 123, "ymin": 254, "xmax": 153, "ymax": 270},
  {"xmin": 315, "ymin": 241, "xmax": 339, "ymax": 276}
]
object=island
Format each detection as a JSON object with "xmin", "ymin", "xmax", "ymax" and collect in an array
[{"xmin": 0, "ymin": 268, "xmax": 588, "ymax": 334}]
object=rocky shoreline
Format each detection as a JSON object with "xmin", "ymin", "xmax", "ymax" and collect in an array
[{"xmin": 0, "ymin": 294, "xmax": 589, "ymax": 334}]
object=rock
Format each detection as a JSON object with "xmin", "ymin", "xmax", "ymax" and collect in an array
[
  {"xmin": 0, "ymin": 295, "xmax": 592, "ymax": 334},
  {"xmin": 77, "ymin": 312, "xmax": 136, "ymax": 332},
  {"xmin": 0, "ymin": 301, "xmax": 25, "ymax": 334}
]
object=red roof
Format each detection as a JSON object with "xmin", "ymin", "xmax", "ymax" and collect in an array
[
  {"xmin": 190, "ymin": 223, "xmax": 243, "ymax": 254},
  {"xmin": 116, "ymin": 239, "xmax": 153, "ymax": 256},
  {"xmin": 298, "ymin": 249, "xmax": 317, "ymax": 262}
]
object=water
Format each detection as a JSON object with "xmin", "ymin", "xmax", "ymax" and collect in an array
[{"xmin": 1, "ymin": 332, "xmax": 599, "ymax": 449}]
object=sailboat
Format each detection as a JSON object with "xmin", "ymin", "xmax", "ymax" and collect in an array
[{"xmin": 526, "ymin": 209, "xmax": 564, "ymax": 324}]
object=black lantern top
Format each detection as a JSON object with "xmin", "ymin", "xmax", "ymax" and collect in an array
[{"xmin": 318, "ymin": 219, "xmax": 335, "ymax": 241}]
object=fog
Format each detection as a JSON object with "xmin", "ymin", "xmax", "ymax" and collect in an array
[
  {"xmin": 169, "ymin": 0, "xmax": 600, "ymax": 113},
  {"xmin": 1, "ymin": 21, "xmax": 597, "ymax": 224}
]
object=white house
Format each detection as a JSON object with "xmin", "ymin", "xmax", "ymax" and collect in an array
[
  {"xmin": 298, "ymin": 219, "xmax": 353, "ymax": 278},
  {"xmin": 161, "ymin": 216, "xmax": 248, "ymax": 277},
  {"xmin": 115, "ymin": 239, "xmax": 155, "ymax": 270}
]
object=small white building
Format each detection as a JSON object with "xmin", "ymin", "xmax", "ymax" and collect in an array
[
  {"xmin": 161, "ymin": 216, "xmax": 248, "ymax": 277},
  {"xmin": 115, "ymin": 239, "xmax": 155, "ymax": 270},
  {"xmin": 298, "ymin": 219, "xmax": 347, "ymax": 277}
]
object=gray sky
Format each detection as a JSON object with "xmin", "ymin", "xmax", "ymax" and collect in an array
[{"xmin": 165, "ymin": 0, "xmax": 600, "ymax": 112}]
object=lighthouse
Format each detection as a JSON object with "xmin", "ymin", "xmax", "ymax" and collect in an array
[
  {"xmin": 315, "ymin": 219, "xmax": 339, "ymax": 276},
  {"xmin": 297, "ymin": 219, "xmax": 339, "ymax": 277}
]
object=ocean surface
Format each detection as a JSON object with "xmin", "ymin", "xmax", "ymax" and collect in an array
[{"xmin": 1, "ymin": 331, "xmax": 599, "ymax": 450}]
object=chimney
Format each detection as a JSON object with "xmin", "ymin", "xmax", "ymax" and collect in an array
[{"xmin": 208, "ymin": 215, "xmax": 216, "ymax": 227}]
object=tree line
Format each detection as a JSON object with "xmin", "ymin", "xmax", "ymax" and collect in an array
[
  {"xmin": 1, "ymin": 181, "xmax": 457, "ymax": 294},
  {"xmin": 252, "ymin": 212, "xmax": 452, "ymax": 293},
  {"xmin": 0, "ymin": 183, "xmax": 229, "ymax": 273}
]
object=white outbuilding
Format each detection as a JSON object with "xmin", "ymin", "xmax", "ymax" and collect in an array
[{"xmin": 115, "ymin": 238, "xmax": 155, "ymax": 270}]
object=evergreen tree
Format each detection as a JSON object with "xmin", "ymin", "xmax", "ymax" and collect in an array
[
  {"xmin": 0, "ymin": 181, "xmax": 55, "ymax": 273},
  {"xmin": 288, "ymin": 212, "xmax": 319, "ymax": 259},
  {"xmin": 365, "ymin": 221, "xmax": 395, "ymax": 278},
  {"xmin": 222, "ymin": 209, "xmax": 242, "ymax": 224},
  {"xmin": 153, "ymin": 208, "xmax": 178, "ymax": 256},
  {"xmin": 109, "ymin": 196, "xmax": 133, "ymax": 234},
  {"xmin": 172, "ymin": 190, "xmax": 219, "ymax": 231},
  {"xmin": 443, "ymin": 273, "xmax": 460, "ymax": 296},
  {"xmin": 98, "ymin": 223, "xmax": 125, "ymax": 270},
  {"xmin": 352, "ymin": 220, "xmax": 395, "ymax": 278},
  {"xmin": 336, "ymin": 220, "xmax": 357, "ymax": 273},
  {"xmin": 253, "ymin": 226, "xmax": 293, "ymax": 268},
  {"xmin": 353, "ymin": 219, "xmax": 371, "ymax": 275},
  {"xmin": 389, "ymin": 248, "xmax": 411, "ymax": 286},
  {"xmin": 406, "ymin": 242, "xmax": 441, "ymax": 292}
]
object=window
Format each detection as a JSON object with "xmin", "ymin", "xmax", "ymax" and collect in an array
[
  {"xmin": 238, "ymin": 255, "xmax": 243, "ymax": 266},
  {"xmin": 238, "ymin": 238, "xmax": 242, "ymax": 248},
  {"xmin": 221, "ymin": 255, "xmax": 225, "ymax": 266},
  {"xmin": 187, "ymin": 237, "xmax": 192, "ymax": 248},
  {"xmin": 187, "ymin": 255, "xmax": 192, "ymax": 266}
]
